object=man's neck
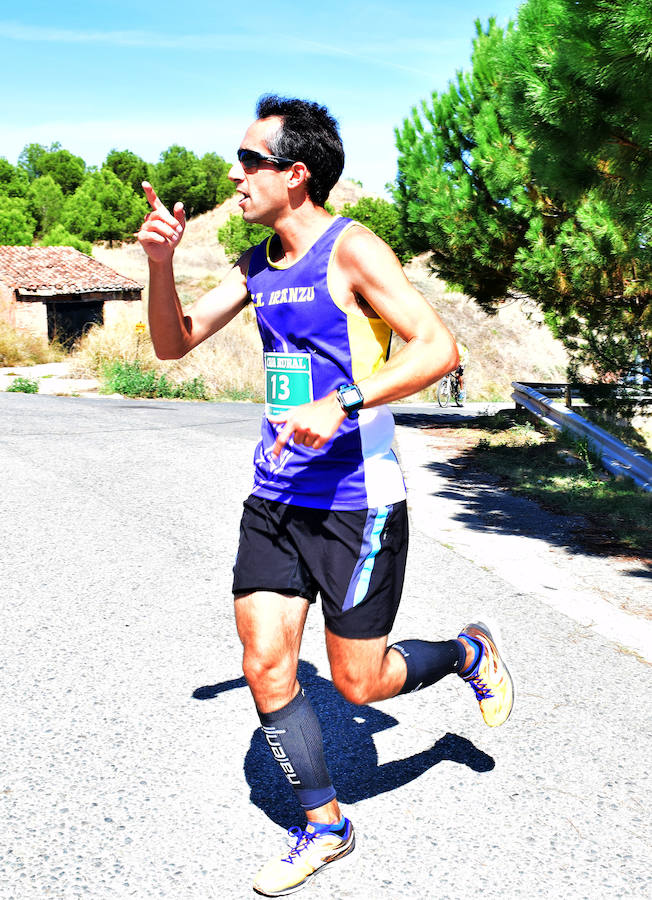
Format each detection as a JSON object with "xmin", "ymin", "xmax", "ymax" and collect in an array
[{"xmin": 271, "ymin": 204, "xmax": 335, "ymax": 265}]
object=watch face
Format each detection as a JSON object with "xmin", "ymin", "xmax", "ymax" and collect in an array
[{"xmin": 340, "ymin": 386, "xmax": 360, "ymax": 406}]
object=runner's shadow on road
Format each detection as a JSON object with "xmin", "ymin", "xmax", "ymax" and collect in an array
[
  {"xmin": 394, "ymin": 412, "xmax": 650, "ymax": 567},
  {"xmin": 193, "ymin": 660, "xmax": 494, "ymax": 829}
]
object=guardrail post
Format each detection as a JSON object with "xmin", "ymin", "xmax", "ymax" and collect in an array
[{"xmin": 565, "ymin": 384, "xmax": 572, "ymax": 409}]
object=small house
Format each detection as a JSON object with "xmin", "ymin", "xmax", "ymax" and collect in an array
[{"xmin": 0, "ymin": 245, "xmax": 143, "ymax": 345}]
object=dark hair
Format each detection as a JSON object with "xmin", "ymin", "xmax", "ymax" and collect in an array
[{"xmin": 255, "ymin": 94, "xmax": 344, "ymax": 206}]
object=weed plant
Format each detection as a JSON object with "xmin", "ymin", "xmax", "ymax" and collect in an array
[
  {"xmin": 72, "ymin": 310, "xmax": 264, "ymax": 402},
  {"xmin": 471, "ymin": 414, "xmax": 651, "ymax": 555},
  {"xmin": 0, "ymin": 321, "xmax": 65, "ymax": 367},
  {"xmin": 101, "ymin": 360, "xmax": 212, "ymax": 400},
  {"xmin": 7, "ymin": 376, "xmax": 39, "ymax": 393}
]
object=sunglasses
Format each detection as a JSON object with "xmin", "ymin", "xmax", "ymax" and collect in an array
[{"xmin": 236, "ymin": 148, "xmax": 296, "ymax": 173}]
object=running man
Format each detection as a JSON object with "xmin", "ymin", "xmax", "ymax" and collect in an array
[{"xmin": 136, "ymin": 95, "xmax": 513, "ymax": 897}]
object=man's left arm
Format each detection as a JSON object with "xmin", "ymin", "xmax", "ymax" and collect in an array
[
  {"xmin": 268, "ymin": 227, "xmax": 458, "ymax": 456},
  {"xmin": 341, "ymin": 227, "xmax": 458, "ymax": 406}
]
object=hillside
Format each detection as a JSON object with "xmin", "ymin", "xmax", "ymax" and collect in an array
[{"xmin": 91, "ymin": 180, "xmax": 569, "ymax": 401}]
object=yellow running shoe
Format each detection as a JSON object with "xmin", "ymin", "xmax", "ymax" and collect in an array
[
  {"xmin": 458, "ymin": 622, "xmax": 514, "ymax": 727},
  {"xmin": 253, "ymin": 820, "xmax": 355, "ymax": 896}
]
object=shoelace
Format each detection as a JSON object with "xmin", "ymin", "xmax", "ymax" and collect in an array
[
  {"xmin": 282, "ymin": 827, "xmax": 322, "ymax": 864},
  {"xmin": 466, "ymin": 673, "xmax": 494, "ymax": 700}
]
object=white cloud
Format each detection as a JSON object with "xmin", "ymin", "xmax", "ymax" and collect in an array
[{"xmin": 0, "ymin": 20, "xmax": 460, "ymax": 75}]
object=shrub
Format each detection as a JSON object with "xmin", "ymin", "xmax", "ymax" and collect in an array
[
  {"xmin": 340, "ymin": 197, "xmax": 413, "ymax": 263},
  {"xmin": 218, "ymin": 214, "xmax": 272, "ymax": 263},
  {"xmin": 0, "ymin": 320, "xmax": 64, "ymax": 366},
  {"xmin": 7, "ymin": 376, "xmax": 39, "ymax": 393},
  {"xmin": 101, "ymin": 359, "xmax": 212, "ymax": 400},
  {"xmin": 0, "ymin": 195, "xmax": 36, "ymax": 245},
  {"xmin": 40, "ymin": 223, "xmax": 93, "ymax": 255}
]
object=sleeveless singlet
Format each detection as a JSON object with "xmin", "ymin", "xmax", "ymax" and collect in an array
[{"xmin": 246, "ymin": 216, "xmax": 406, "ymax": 511}]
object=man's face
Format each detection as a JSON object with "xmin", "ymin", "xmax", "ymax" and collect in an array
[{"xmin": 228, "ymin": 116, "xmax": 292, "ymax": 226}]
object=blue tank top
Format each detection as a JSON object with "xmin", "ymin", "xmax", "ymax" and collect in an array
[{"xmin": 246, "ymin": 216, "xmax": 406, "ymax": 511}]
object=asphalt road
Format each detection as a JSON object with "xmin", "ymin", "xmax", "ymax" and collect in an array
[{"xmin": 1, "ymin": 394, "xmax": 650, "ymax": 900}]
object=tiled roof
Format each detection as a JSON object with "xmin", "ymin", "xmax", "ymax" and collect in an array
[{"xmin": 0, "ymin": 246, "xmax": 143, "ymax": 295}]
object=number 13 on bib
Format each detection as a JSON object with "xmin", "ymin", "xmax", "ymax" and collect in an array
[{"xmin": 264, "ymin": 352, "xmax": 313, "ymax": 417}]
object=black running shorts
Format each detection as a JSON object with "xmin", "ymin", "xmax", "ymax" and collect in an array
[{"xmin": 232, "ymin": 495, "xmax": 409, "ymax": 639}]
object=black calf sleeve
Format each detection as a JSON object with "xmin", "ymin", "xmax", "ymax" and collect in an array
[
  {"xmin": 391, "ymin": 639, "xmax": 466, "ymax": 694},
  {"xmin": 258, "ymin": 686, "xmax": 336, "ymax": 811}
]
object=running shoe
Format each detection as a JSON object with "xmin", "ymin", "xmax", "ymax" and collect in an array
[
  {"xmin": 458, "ymin": 621, "xmax": 514, "ymax": 727},
  {"xmin": 253, "ymin": 819, "xmax": 355, "ymax": 896}
]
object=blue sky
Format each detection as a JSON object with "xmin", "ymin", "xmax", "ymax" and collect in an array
[{"xmin": 1, "ymin": 0, "xmax": 523, "ymax": 194}]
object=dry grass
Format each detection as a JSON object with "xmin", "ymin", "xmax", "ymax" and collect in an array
[
  {"xmin": 71, "ymin": 305, "xmax": 263, "ymax": 400},
  {"xmin": 0, "ymin": 320, "xmax": 65, "ymax": 367},
  {"xmin": 400, "ymin": 256, "xmax": 571, "ymax": 402},
  {"xmin": 81, "ymin": 182, "xmax": 573, "ymax": 403}
]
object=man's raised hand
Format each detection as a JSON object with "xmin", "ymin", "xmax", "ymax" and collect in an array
[{"xmin": 135, "ymin": 182, "xmax": 186, "ymax": 263}]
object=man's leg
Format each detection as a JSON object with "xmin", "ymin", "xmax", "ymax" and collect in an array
[
  {"xmin": 235, "ymin": 590, "xmax": 340, "ymax": 819},
  {"xmin": 236, "ymin": 591, "xmax": 354, "ymax": 896},
  {"xmin": 325, "ymin": 630, "xmax": 474, "ymax": 704},
  {"xmin": 326, "ymin": 626, "xmax": 513, "ymax": 727}
]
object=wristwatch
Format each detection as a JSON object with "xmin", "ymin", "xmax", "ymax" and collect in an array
[{"xmin": 336, "ymin": 383, "xmax": 365, "ymax": 419}]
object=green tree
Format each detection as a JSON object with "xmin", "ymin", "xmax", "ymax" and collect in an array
[
  {"xmin": 27, "ymin": 175, "xmax": 65, "ymax": 235},
  {"xmin": 501, "ymin": 0, "xmax": 652, "ymax": 378},
  {"xmin": 18, "ymin": 142, "xmax": 86, "ymax": 194},
  {"xmin": 18, "ymin": 143, "xmax": 49, "ymax": 180},
  {"xmin": 63, "ymin": 168, "xmax": 148, "ymax": 246},
  {"xmin": 153, "ymin": 145, "xmax": 204, "ymax": 216},
  {"xmin": 104, "ymin": 149, "xmax": 151, "ymax": 195},
  {"xmin": 395, "ymin": 20, "xmax": 534, "ymax": 309},
  {"xmin": 218, "ymin": 214, "xmax": 272, "ymax": 262},
  {"xmin": 39, "ymin": 223, "xmax": 93, "ymax": 255},
  {"xmin": 503, "ymin": 0, "xmax": 652, "ymax": 224},
  {"xmin": 0, "ymin": 196, "xmax": 36, "ymax": 245},
  {"xmin": 153, "ymin": 145, "xmax": 234, "ymax": 216},
  {"xmin": 395, "ymin": 10, "xmax": 652, "ymax": 378},
  {"xmin": 340, "ymin": 196, "xmax": 412, "ymax": 263},
  {"xmin": 0, "ymin": 158, "xmax": 29, "ymax": 198},
  {"xmin": 199, "ymin": 151, "xmax": 236, "ymax": 207}
]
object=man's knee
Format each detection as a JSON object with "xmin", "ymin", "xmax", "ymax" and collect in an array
[
  {"xmin": 242, "ymin": 648, "xmax": 297, "ymax": 699},
  {"xmin": 331, "ymin": 666, "xmax": 374, "ymax": 706}
]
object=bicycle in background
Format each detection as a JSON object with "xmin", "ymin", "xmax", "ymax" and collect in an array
[{"xmin": 437, "ymin": 369, "xmax": 464, "ymax": 408}]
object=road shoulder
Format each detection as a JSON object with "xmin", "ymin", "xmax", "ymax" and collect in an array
[{"xmin": 393, "ymin": 406, "xmax": 652, "ymax": 663}]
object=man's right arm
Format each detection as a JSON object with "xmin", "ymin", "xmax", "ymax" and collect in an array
[{"xmin": 136, "ymin": 182, "xmax": 251, "ymax": 360}]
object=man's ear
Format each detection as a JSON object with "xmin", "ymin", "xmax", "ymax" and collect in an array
[{"xmin": 287, "ymin": 161, "xmax": 310, "ymax": 191}]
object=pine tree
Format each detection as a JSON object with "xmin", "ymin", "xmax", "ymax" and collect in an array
[
  {"xmin": 63, "ymin": 169, "xmax": 148, "ymax": 246},
  {"xmin": 18, "ymin": 142, "xmax": 86, "ymax": 194},
  {"xmin": 502, "ymin": 0, "xmax": 652, "ymax": 378},
  {"xmin": 217, "ymin": 214, "xmax": 271, "ymax": 263},
  {"xmin": 0, "ymin": 196, "xmax": 36, "ymax": 245},
  {"xmin": 198, "ymin": 152, "xmax": 236, "ymax": 208},
  {"xmin": 339, "ymin": 197, "xmax": 412, "ymax": 263},
  {"xmin": 503, "ymin": 0, "xmax": 652, "ymax": 222},
  {"xmin": 153, "ymin": 146, "xmax": 233, "ymax": 217},
  {"xmin": 0, "ymin": 158, "xmax": 29, "ymax": 198},
  {"xmin": 27, "ymin": 176, "xmax": 65, "ymax": 236},
  {"xmin": 395, "ymin": 7, "xmax": 651, "ymax": 379},
  {"xmin": 104, "ymin": 149, "xmax": 151, "ymax": 195},
  {"xmin": 394, "ymin": 20, "xmax": 537, "ymax": 310}
]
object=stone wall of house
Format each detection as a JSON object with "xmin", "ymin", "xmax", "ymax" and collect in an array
[
  {"xmin": 1, "ymin": 292, "xmax": 144, "ymax": 340},
  {"xmin": 0, "ymin": 283, "xmax": 16, "ymax": 329},
  {"xmin": 14, "ymin": 299, "xmax": 48, "ymax": 339},
  {"xmin": 103, "ymin": 298, "xmax": 145, "ymax": 327}
]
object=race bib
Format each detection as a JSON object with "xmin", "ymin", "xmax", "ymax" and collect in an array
[{"xmin": 264, "ymin": 352, "xmax": 313, "ymax": 416}]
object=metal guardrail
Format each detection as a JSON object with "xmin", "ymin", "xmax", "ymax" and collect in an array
[
  {"xmin": 511, "ymin": 382, "xmax": 652, "ymax": 492},
  {"xmin": 517, "ymin": 381, "xmax": 652, "ymax": 409}
]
